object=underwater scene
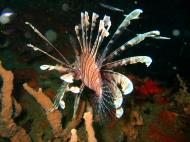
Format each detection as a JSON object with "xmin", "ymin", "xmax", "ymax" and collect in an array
[{"xmin": 0, "ymin": 0, "xmax": 189, "ymax": 142}]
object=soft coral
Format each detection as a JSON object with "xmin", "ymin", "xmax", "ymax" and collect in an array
[{"xmin": 136, "ymin": 79, "xmax": 165, "ymax": 96}]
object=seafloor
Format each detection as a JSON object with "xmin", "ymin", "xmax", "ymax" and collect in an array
[{"xmin": 0, "ymin": 0, "xmax": 190, "ymax": 142}]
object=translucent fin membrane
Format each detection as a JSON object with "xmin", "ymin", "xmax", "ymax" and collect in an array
[
  {"xmin": 104, "ymin": 30, "xmax": 170, "ymax": 62},
  {"xmin": 102, "ymin": 70, "xmax": 133, "ymax": 95},
  {"xmin": 106, "ymin": 80, "xmax": 123, "ymax": 109},
  {"xmin": 98, "ymin": 9, "xmax": 143, "ymax": 65},
  {"xmin": 103, "ymin": 56, "xmax": 152, "ymax": 69},
  {"xmin": 48, "ymin": 82, "xmax": 68, "ymax": 112},
  {"xmin": 95, "ymin": 81, "xmax": 118, "ymax": 120}
]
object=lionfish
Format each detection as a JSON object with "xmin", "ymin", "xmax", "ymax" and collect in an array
[{"xmin": 26, "ymin": 9, "xmax": 169, "ymax": 119}]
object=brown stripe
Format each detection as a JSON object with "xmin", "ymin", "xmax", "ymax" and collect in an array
[{"xmin": 84, "ymin": 53, "xmax": 94, "ymax": 87}]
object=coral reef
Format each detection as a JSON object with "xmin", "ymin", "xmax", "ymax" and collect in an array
[
  {"xmin": 0, "ymin": 0, "xmax": 190, "ymax": 141},
  {"xmin": 136, "ymin": 79, "xmax": 165, "ymax": 96},
  {"xmin": 23, "ymin": 82, "xmax": 94, "ymax": 141},
  {"xmin": 1, "ymin": 61, "xmax": 190, "ymax": 141},
  {"xmin": 0, "ymin": 61, "xmax": 98, "ymax": 141},
  {"xmin": 23, "ymin": 83, "xmax": 63, "ymax": 138},
  {"xmin": 122, "ymin": 110, "xmax": 144, "ymax": 141},
  {"xmin": 175, "ymin": 74, "xmax": 190, "ymax": 115},
  {"xmin": 0, "ymin": 62, "xmax": 31, "ymax": 142}
]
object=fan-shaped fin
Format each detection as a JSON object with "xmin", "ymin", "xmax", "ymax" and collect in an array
[
  {"xmin": 102, "ymin": 70, "xmax": 133, "ymax": 95},
  {"xmin": 91, "ymin": 80, "xmax": 121, "ymax": 121},
  {"xmin": 106, "ymin": 80, "xmax": 123, "ymax": 109},
  {"xmin": 48, "ymin": 82, "xmax": 68, "ymax": 112}
]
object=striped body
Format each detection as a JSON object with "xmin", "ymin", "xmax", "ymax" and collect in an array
[{"xmin": 80, "ymin": 51, "xmax": 103, "ymax": 96}]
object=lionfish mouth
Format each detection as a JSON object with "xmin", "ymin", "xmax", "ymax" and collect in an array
[{"xmin": 26, "ymin": 8, "xmax": 169, "ymax": 120}]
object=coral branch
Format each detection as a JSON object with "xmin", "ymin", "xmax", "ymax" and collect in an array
[
  {"xmin": 69, "ymin": 129, "xmax": 78, "ymax": 142},
  {"xmin": 63, "ymin": 100, "xmax": 86, "ymax": 140},
  {"xmin": 0, "ymin": 63, "xmax": 31, "ymax": 142},
  {"xmin": 12, "ymin": 98, "xmax": 22, "ymax": 118},
  {"xmin": 23, "ymin": 83, "xmax": 63, "ymax": 137},
  {"xmin": 83, "ymin": 112, "xmax": 97, "ymax": 142}
]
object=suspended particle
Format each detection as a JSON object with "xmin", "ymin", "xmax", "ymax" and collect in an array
[
  {"xmin": 62, "ymin": 3, "xmax": 70, "ymax": 12},
  {"xmin": 172, "ymin": 29, "xmax": 180, "ymax": 37},
  {"xmin": 44, "ymin": 29, "xmax": 57, "ymax": 43}
]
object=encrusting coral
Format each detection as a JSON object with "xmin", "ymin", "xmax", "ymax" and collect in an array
[
  {"xmin": 0, "ymin": 61, "xmax": 98, "ymax": 141},
  {"xmin": 175, "ymin": 74, "xmax": 190, "ymax": 115},
  {"xmin": 122, "ymin": 110, "xmax": 143, "ymax": 141}
]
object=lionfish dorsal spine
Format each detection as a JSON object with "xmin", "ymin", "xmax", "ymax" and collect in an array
[
  {"xmin": 90, "ymin": 19, "xmax": 102, "ymax": 55},
  {"xmin": 81, "ymin": 12, "xmax": 86, "ymax": 51},
  {"xmin": 88, "ymin": 12, "xmax": 99, "ymax": 50},
  {"xmin": 75, "ymin": 25, "xmax": 83, "ymax": 52},
  {"xmin": 98, "ymin": 9, "xmax": 143, "ymax": 65},
  {"xmin": 84, "ymin": 11, "xmax": 90, "ymax": 51},
  {"xmin": 78, "ymin": 11, "xmax": 112, "ymax": 60},
  {"xmin": 25, "ymin": 22, "xmax": 71, "ymax": 65},
  {"xmin": 91, "ymin": 15, "xmax": 111, "ymax": 58}
]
